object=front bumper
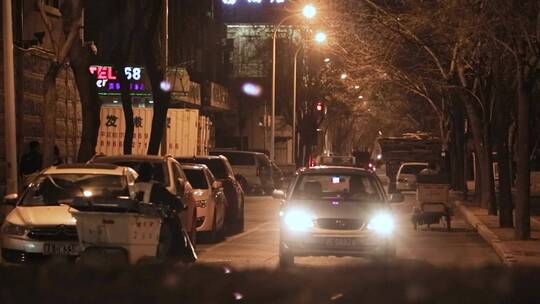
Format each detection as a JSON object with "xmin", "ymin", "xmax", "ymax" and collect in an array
[
  {"xmin": 280, "ymin": 230, "xmax": 394, "ymax": 257},
  {"xmin": 1, "ymin": 235, "xmax": 79, "ymax": 264}
]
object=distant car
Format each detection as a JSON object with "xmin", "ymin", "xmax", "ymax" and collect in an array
[
  {"xmin": 182, "ymin": 164, "xmax": 227, "ymax": 242},
  {"xmin": 316, "ymin": 155, "xmax": 356, "ymax": 167},
  {"xmin": 89, "ymin": 155, "xmax": 198, "ymax": 244},
  {"xmin": 1, "ymin": 164, "xmax": 138, "ymax": 264},
  {"xmin": 176, "ymin": 155, "xmax": 245, "ymax": 233},
  {"xmin": 273, "ymin": 166, "xmax": 403, "ymax": 267},
  {"xmin": 396, "ymin": 162, "xmax": 428, "ymax": 191},
  {"xmin": 210, "ymin": 150, "xmax": 274, "ymax": 195}
]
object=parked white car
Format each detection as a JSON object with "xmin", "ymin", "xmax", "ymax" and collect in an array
[
  {"xmin": 182, "ymin": 164, "xmax": 227, "ymax": 242},
  {"xmin": 0, "ymin": 164, "xmax": 138, "ymax": 264},
  {"xmin": 396, "ymin": 162, "xmax": 428, "ymax": 191}
]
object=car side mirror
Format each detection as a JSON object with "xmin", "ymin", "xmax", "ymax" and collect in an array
[
  {"xmin": 212, "ymin": 181, "xmax": 223, "ymax": 189},
  {"xmin": 272, "ymin": 190, "xmax": 286, "ymax": 200},
  {"xmin": 2, "ymin": 193, "xmax": 18, "ymax": 206},
  {"xmin": 389, "ymin": 193, "xmax": 404, "ymax": 203}
]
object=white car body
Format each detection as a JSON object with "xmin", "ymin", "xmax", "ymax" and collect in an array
[
  {"xmin": 1, "ymin": 164, "xmax": 137, "ymax": 264},
  {"xmin": 277, "ymin": 166, "xmax": 401, "ymax": 266},
  {"xmin": 396, "ymin": 162, "xmax": 428, "ymax": 191},
  {"xmin": 182, "ymin": 164, "xmax": 226, "ymax": 239}
]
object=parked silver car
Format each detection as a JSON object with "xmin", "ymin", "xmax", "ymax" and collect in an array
[{"xmin": 273, "ymin": 166, "xmax": 403, "ymax": 267}]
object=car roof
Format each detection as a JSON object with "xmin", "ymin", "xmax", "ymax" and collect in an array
[
  {"xmin": 211, "ymin": 150, "xmax": 266, "ymax": 156},
  {"xmin": 181, "ymin": 163, "xmax": 209, "ymax": 171},
  {"xmin": 44, "ymin": 163, "xmax": 126, "ymax": 175},
  {"xmin": 298, "ymin": 166, "xmax": 373, "ymax": 175},
  {"xmin": 92, "ymin": 154, "xmax": 168, "ymax": 163},
  {"xmin": 400, "ymin": 162, "xmax": 428, "ymax": 166},
  {"xmin": 176, "ymin": 155, "xmax": 224, "ymax": 161}
]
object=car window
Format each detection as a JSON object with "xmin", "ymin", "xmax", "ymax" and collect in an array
[
  {"xmin": 20, "ymin": 173, "xmax": 129, "ymax": 206},
  {"xmin": 291, "ymin": 173, "xmax": 382, "ymax": 201},
  {"xmin": 257, "ymin": 155, "xmax": 271, "ymax": 167},
  {"xmin": 184, "ymin": 169, "xmax": 209, "ymax": 189},
  {"xmin": 107, "ymin": 161, "xmax": 168, "ymax": 185},
  {"xmin": 177, "ymin": 158, "xmax": 229, "ymax": 179},
  {"xmin": 400, "ymin": 164, "xmax": 427, "ymax": 174},
  {"xmin": 211, "ymin": 152, "xmax": 255, "ymax": 166}
]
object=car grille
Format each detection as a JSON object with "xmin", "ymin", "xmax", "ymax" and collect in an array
[
  {"xmin": 316, "ymin": 218, "xmax": 363, "ymax": 230},
  {"xmin": 27, "ymin": 225, "xmax": 78, "ymax": 241}
]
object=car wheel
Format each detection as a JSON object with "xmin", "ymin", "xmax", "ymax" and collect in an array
[
  {"xmin": 237, "ymin": 176, "xmax": 251, "ymax": 195},
  {"xmin": 235, "ymin": 198, "xmax": 245, "ymax": 233},
  {"xmin": 190, "ymin": 210, "xmax": 197, "ymax": 247}
]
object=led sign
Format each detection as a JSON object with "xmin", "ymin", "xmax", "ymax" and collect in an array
[{"xmin": 89, "ymin": 66, "xmax": 146, "ymax": 93}]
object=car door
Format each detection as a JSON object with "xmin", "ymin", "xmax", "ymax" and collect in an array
[
  {"xmin": 206, "ymin": 169, "xmax": 225, "ymax": 227},
  {"xmin": 172, "ymin": 161, "xmax": 196, "ymax": 236}
]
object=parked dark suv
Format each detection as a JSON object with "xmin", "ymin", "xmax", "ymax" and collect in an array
[
  {"xmin": 176, "ymin": 155, "xmax": 245, "ymax": 233},
  {"xmin": 210, "ymin": 150, "xmax": 274, "ymax": 195}
]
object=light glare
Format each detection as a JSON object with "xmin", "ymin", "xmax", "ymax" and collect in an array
[
  {"xmin": 367, "ymin": 212, "xmax": 395, "ymax": 236},
  {"xmin": 284, "ymin": 209, "xmax": 315, "ymax": 231},
  {"xmin": 242, "ymin": 82, "xmax": 262, "ymax": 96},
  {"xmin": 303, "ymin": 4, "xmax": 317, "ymax": 19},
  {"xmin": 314, "ymin": 32, "xmax": 327, "ymax": 43}
]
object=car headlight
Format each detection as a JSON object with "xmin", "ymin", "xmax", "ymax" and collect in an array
[
  {"xmin": 2, "ymin": 223, "xmax": 29, "ymax": 236},
  {"xmin": 283, "ymin": 209, "xmax": 315, "ymax": 231},
  {"xmin": 367, "ymin": 212, "xmax": 395, "ymax": 236}
]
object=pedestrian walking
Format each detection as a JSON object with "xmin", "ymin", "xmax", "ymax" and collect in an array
[{"xmin": 19, "ymin": 141, "xmax": 43, "ymax": 186}]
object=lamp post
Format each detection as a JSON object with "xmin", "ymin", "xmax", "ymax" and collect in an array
[
  {"xmin": 292, "ymin": 31, "xmax": 326, "ymax": 165},
  {"xmin": 271, "ymin": 4, "xmax": 316, "ymax": 161}
]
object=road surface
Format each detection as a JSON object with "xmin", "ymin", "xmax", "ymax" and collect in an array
[{"xmin": 196, "ymin": 194, "xmax": 499, "ymax": 269}]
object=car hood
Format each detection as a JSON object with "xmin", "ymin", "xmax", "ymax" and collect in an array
[
  {"xmin": 192, "ymin": 189, "xmax": 211, "ymax": 201},
  {"xmin": 5, "ymin": 205, "xmax": 76, "ymax": 227},
  {"xmin": 286, "ymin": 199, "xmax": 389, "ymax": 219}
]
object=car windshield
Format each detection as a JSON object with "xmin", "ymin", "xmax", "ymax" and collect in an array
[
  {"xmin": 20, "ymin": 173, "xmax": 129, "ymax": 206},
  {"xmin": 184, "ymin": 169, "xmax": 209, "ymax": 189},
  {"xmin": 178, "ymin": 158, "xmax": 228, "ymax": 179},
  {"xmin": 111, "ymin": 161, "xmax": 168, "ymax": 184},
  {"xmin": 401, "ymin": 164, "xmax": 427, "ymax": 174},
  {"xmin": 291, "ymin": 173, "xmax": 382, "ymax": 201},
  {"xmin": 212, "ymin": 152, "xmax": 255, "ymax": 166}
]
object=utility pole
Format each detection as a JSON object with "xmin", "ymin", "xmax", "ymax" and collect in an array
[
  {"xmin": 160, "ymin": 0, "xmax": 169, "ymax": 156},
  {"xmin": 3, "ymin": 0, "xmax": 19, "ymax": 194}
]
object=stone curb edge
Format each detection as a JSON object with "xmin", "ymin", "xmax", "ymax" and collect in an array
[{"xmin": 454, "ymin": 201, "xmax": 516, "ymax": 266}]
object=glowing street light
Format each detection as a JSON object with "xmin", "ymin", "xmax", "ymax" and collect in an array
[
  {"xmin": 272, "ymin": 4, "xmax": 318, "ymax": 161},
  {"xmin": 302, "ymin": 4, "xmax": 317, "ymax": 19},
  {"xmin": 340, "ymin": 73, "xmax": 348, "ymax": 80},
  {"xmin": 358, "ymin": 95, "xmax": 364, "ymax": 99},
  {"xmin": 354, "ymin": 85, "xmax": 360, "ymax": 89},
  {"xmin": 324, "ymin": 57, "xmax": 331, "ymax": 63},
  {"xmin": 314, "ymin": 32, "xmax": 327, "ymax": 44}
]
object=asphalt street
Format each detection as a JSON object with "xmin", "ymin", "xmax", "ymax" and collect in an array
[{"xmin": 196, "ymin": 194, "xmax": 499, "ymax": 269}]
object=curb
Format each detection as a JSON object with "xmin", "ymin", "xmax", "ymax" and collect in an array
[{"xmin": 455, "ymin": 201, "xmax": 516, "ymax": 266}]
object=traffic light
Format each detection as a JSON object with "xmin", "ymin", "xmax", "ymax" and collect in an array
[{"xmin": 315, "ymin": 101, "xmax": 324, "ymax": 112}]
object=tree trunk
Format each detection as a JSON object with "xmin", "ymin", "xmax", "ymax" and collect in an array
[
  {"xmin": 482, "ymin": 120, "xmax": 497, "ymax": 215},
  {"xmin": 118, "ymin": 69, "xmax": 134, "ymax": 155},
  {"xmin": 463, "ymin": 99, "xmax": 485, "ymax": 205},
  {"xmin": 515, "ymin": 74, "xmax": 531, "ymax": 240},
  {"xmin": 69, "ymin": 42, "xmax": 101, "ymax": 163},
  {"xmin": 449, "ymin": 102, "xmax": 466, "ymax": 191},
  {"xmin": 42, "ymin": 63, "xmax": 61, "ymax": 167},
  {"xmin": 497, "ymin": 125, "xmax": 513, "ymax": 227}
]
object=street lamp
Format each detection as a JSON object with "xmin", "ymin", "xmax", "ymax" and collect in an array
[
  {"xmin": 292, "ymin": 31, "xmax": 327, "ymax": 165},
  {"xmin": 340, "ymin": 73, "xmax": 348, "ymax": 80},
  {"xmin": 271, "ymin": 4, "xmax": 316, "ymax": 161}
]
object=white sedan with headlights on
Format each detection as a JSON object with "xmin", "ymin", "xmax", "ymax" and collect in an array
[
  {"xmin": 0, "ymin": 164, "xmax": 138, "ymax": 264},
  {"xmin": 182, "ymin": 164, "xmax": 227, "ymax": 243},
  {"xmin": 273, "ymin": 166, "xmax": 404, "ymax": 267}
]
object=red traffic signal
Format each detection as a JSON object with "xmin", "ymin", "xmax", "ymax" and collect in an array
[{"xmin": 315, "ymin": 102, "xmax": 324, "ymax": 112}]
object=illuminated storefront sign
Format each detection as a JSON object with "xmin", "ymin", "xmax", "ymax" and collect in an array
[{"xmin": 89, "ymin": 65, "xmax": 148, "ymax": 96}]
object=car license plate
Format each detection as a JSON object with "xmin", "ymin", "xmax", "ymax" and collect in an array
[
  {"xmin": 43, "ymin": 243, "xmax": 80, "ymax": 256},
  {"xmin": 324, "ymin": 237, "xmax": 358, "ymax": 247}
]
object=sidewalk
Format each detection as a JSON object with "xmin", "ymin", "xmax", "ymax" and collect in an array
[{"xmin": 456, "ymin": 200, "xmax": 540, "ymax": 266}]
